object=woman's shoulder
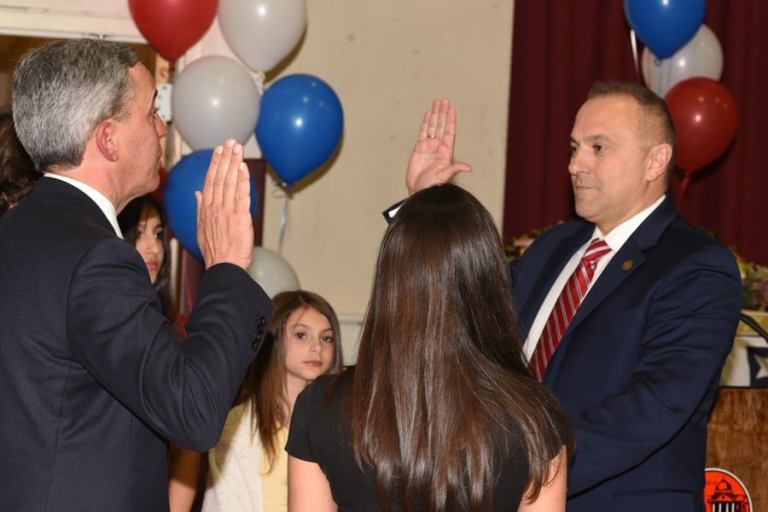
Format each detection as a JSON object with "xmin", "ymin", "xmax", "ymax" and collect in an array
[
  {"xmin": 292, "ymin": 369, "xmax": 355, "ymax": 435},
  {"xmin": 287, "ymin": 369, "xmax": 355, "ymax": 462},
  {"xmin": 301, "ymin": 367, "xmax": 354, "ymax": 406}
]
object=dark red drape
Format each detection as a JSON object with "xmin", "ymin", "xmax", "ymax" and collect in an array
[{"xmin": 504, "ymin": 0, "xmax": 768, "ymax": 265}]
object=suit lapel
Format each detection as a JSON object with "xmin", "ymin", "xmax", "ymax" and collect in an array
[
  {"xmin": 518, "ymin": 226, "xmax": 592, "ymax": 334},
  {"xmin": 552, "ymin": 196, "xmax": 679, "ymax": 355},
  {"xmin": 567, "ymin": 240, "xmax": 646, "ymax": 332}
]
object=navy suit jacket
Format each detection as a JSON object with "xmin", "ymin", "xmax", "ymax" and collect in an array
[
  {"xmin": 511, "ymin": 196, "xmax": 741, "ymax": 511},
  {"xmin": 0, "ymin": 178, "xmax": 273, "ymax": 511}
]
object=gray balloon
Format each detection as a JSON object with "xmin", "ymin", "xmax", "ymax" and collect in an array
[
  {"xmin": 218, "ymin": 0, "xmax": 307, "ymax": 72},
  {"xmin": 172, "ymin": 56, "xmax": 261, "ymax": 150},
  {"xmin": 247, "ymin": 247, "xmax": 300, "ymax": 298}
]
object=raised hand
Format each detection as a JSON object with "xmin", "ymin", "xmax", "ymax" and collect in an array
[
  {"xmin": 195, "ymin": 139, "xmax": 254, "ymax": 270},
  {"xmin": 406, "ymin": 98, "xmax": 472, "ymax": 195}
]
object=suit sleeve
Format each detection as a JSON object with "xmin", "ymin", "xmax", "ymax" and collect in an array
[
  {"xmin": 567, "ymin": 243, "xmax": 741, "ymax": 495},
  {"xmin": 65, "ymin": 237, "xmax": 273, "ymax": 451}
]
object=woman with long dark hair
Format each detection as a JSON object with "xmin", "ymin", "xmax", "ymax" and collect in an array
[{"xmin": 287, "ymin": 184, "xmax": 571, "ymax": 511}]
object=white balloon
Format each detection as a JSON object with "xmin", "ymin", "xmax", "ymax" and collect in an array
[
  {"xmin": 642, "ymin": 24, "xmax": 723, "ymax": 97},
  {"xmin": 172, "ymin": 56, "xmax": 261, "ymax": 150},
  {"xmin": 246, "ymin": 246, "xmax": 300, "ymax": 298},
  {"xmin": 218, "ymin": 0, "xmax": 307, "ymax": 72}
]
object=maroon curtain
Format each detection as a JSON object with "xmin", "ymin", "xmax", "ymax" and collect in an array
[{"xmin": 504, "ymin": 0, "xmax": 768, "ymax": 265}]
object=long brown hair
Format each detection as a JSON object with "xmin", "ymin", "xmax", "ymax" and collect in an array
[
  {"xmin": 348, "ymin": 184, "xmax": 570, "ymax": 510},
  {"xmin": 0, "ymin": 110, "xmax": 39, "ymax": 216},
  {"xmin": 239, "ymin": 290, "xmax": 343, "ymax": 471}
]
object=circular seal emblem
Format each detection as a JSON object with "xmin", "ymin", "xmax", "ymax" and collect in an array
[{"xmin": 704, "ymin": 467, "xmax": 753, "ymax": 512}]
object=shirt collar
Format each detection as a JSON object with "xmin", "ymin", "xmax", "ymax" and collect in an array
[
  {"xmin": 43, "ymin": 173, "xmax": 123, "ymax": 239},
  {"xmin": 592, "ymin": 194, "xmax": 665, "ymax": 253}
]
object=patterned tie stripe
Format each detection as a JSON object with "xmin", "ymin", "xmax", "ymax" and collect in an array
[{"xmin": 530, "ymin": 239, "xmax": 611, "ymax": 381}]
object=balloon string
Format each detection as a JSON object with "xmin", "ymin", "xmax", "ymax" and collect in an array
[
  {"xmin": 278, "ymin": 189, "xmax": 290, "ymax": 253},
  {"xmin": 254, "ymin": 71, "xmax": 266, "ymax": 96},
  {"xmin": 630, "ymin": 30, "xmax": 639, "ymax": 76},
  {"xmin": 655, "ymin": 56, "xmax": 664, "ymax": 97}
]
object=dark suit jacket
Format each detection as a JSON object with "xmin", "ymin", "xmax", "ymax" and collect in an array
[
  {"xmin": 511, "ymin": 196, "xmax": 741, "ymax": 512},
  {"xmin": 0, "ymin": 178, "xmax": 273, "ymax": 511}
]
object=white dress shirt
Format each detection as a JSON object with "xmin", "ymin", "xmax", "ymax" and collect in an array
[{"xmin": 523, "ymin": 195, "xmax": 665, "ymax": 359}]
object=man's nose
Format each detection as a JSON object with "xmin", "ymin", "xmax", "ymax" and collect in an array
[{"xmin": 568, "ymin": 148, "xmax": 586, "ymax": 175}]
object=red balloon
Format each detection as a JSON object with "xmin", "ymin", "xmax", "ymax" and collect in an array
[
  {"xmin": 665, "ymin": 78, "xmax": 738, "ymax": 173},
  {"xmin": 129, "ymin": 0, "xmax": 218, "ymax": 62}
]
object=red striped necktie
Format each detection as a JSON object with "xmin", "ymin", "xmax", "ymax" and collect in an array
[{"xmin": 530, "ymin": 238, "xmax": 612, "ymax": 381}]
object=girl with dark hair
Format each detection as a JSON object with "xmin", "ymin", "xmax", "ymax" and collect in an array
[
  {"xmin": 287, "ymin": 184, "xmax": 571, "ymax": 511},
  {"xmin": 118, "ymin": 194, "xmax": 174, "ymax": 319},
  {"xmin": 172, "ymin": 290, "xmax": 344, "ymax": 511},
  {"xmin": 119, "ymin": 195, "xmax": 195, "ymax": 510}
]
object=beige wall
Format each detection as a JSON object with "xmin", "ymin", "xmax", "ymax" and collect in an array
[
  {"xmin": 257, "ymin": 1, "xmax": 515, "ymax": 360},
  {"xmin": 0, "ymin": 0, "xmax": 515, "ymax": 361}
]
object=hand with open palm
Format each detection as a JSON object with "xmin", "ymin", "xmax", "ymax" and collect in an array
[{"xmin": 406, "ymin": 98, "xmax": 472, "ymax": 195}]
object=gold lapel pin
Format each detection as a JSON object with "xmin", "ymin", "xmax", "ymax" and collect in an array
[{"xmin": 622, "ymin": 259, "xmax": 634, "ymax": 271}]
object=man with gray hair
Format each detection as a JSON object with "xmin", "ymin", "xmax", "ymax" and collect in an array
[{"xmin": 0, "ymin": 39, "xmax": 273, "ymax": 510}]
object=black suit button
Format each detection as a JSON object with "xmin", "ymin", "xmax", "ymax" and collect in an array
[
  {"xmin": 255, "ymin": 318, "xmax": 266, "ymax": 335},
  {"xmin": 252, "ymin": 317, "xmax": 268, "ymax": 351}
]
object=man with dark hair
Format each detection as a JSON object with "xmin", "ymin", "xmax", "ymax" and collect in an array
[
  {"xmin": 0, "ymin": 39, "xmax": 273, "ymax": 510},
  {"xmin": 401, "ymin": 87, "xmax": 741, "ymax": 511}
]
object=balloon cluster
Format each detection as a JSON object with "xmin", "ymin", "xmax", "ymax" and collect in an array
[
  {"xmin": 129, "ymin": 0, "xmax": 343, "ymax": 268},
  {"xmin": 625, "ymin": 0, "xmax": 738, "ymax": 194}
]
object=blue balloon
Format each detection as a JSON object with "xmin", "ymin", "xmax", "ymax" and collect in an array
[
  {"xmin": 256, "ymin": 74, "xmax": 343, "ymax": 187},
  {"xmin": 164, "ymin": 149, "xmax": 259, "ymax": 260},
  {"xmin": 625, "ymin": 0, "xmax": 706, "ymax": 59}
]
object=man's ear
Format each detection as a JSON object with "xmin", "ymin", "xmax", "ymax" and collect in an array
[
  {"xmin": 646, "ymin": 143, "xmax": 672, "ymax": 182},
  {"xmin": 94, "ymin": 121, "xmax": 119, "ymax": 162}
]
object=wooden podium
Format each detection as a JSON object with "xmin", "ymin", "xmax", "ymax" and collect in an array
[
  {"xmin": 705, "ymin": 313, "xmax": 768, "ymax": 511},
  {"xmin": 706, "ymin": 388, "xmax": 767, "ymax": 511}
]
